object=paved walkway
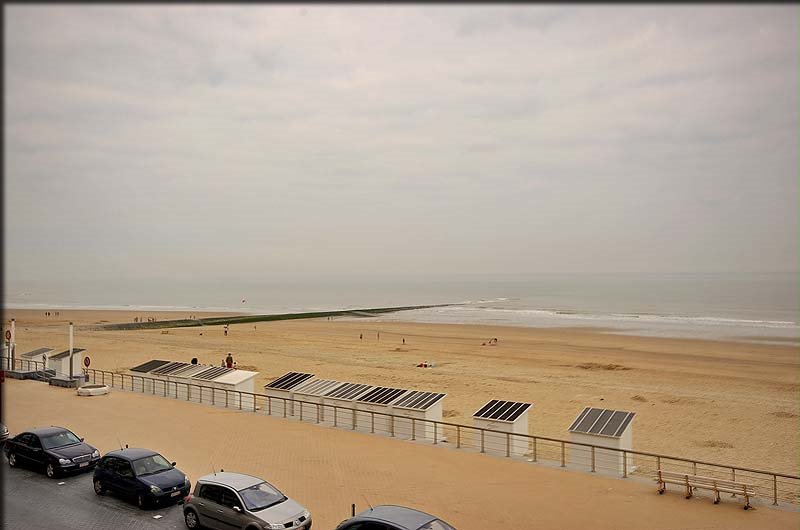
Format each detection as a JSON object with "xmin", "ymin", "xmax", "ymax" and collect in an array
[{"xmin": 3, "ymin": 379, "xmax": 797, "ymax": 530}]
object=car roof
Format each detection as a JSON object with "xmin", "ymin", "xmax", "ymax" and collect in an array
[
  {"xmin": 354, "ymin": 505, "xmax": 438, "ymax": 530},
  {"xmin": 104, "ymin": 448, "xmax": 160, "ymax": 460},
  {"xmin": 196, "ymin": 472, "xmax": 265, "ymax": 490},
  {"xmin": 28, "ymin": 426, "xmax": 72, "ymax": 437}
]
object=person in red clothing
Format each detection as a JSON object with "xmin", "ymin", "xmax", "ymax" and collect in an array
[{"xmin": 225, "ymin": 352, "xmax": 234, "ymax": 368}]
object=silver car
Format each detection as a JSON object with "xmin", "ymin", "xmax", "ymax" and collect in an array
[{"xmin": 183, "ymin": 471, "xmax": 311, "ymax": 530}]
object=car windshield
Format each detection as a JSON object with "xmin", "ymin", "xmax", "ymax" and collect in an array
[
  {"xmin": 419, "ymin": 520, "xmax": 457, "ymax": 530},
  {"xmin": 132, "ymin": 454, "xmax": 172, "ymax": 476},
  {"xmin": 40, "ymin": 430, "xmax": 81, "ymax": 449},
  {"xmin": 238, "ymin": 481, "xmax": 286, "ymax": 511}
]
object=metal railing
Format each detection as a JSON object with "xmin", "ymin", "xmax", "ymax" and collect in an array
[{"xmin": 6, "ymin": 358, "xmax": 798, "ymax": 507}]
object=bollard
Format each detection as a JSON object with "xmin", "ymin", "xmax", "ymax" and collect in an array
[
  {"xmin": 623, "ymin": 451, "xmax": 627, "ymax": 478},
  {"xmin": 351, "ymin": 504, "xmax": 356, "ymax": 517}
]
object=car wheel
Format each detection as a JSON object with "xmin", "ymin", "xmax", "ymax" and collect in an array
[
  {"xmin": 93, "ymin": 479, "xmax": 106, "ymax": 495},
  {"xmin": 7, "ymin": 452, "xmax": 16, "ymax": 467},
  {"xmin": 184, "ymin": 508, "xmax": 201, "ymax": 529},
  {"xmin": 45, "ymin": 463, "xmax": 57, "ymax": 478}
]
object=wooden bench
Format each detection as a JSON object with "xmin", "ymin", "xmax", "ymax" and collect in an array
[{"xmin": 654, "ymin": 470, "xmax": 756, "ymax": 510}]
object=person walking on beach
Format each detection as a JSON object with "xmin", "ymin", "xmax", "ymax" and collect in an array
[
  {"xmin": 359, "ymin": 333, "xmax": 363, "ymax": 340},
  {"xmin": 224, "ymin": 324, "xmax": 229, "ymax": 337},
  {"xmin": 225, "ymin": 352, "xmax": 234, "ymax": 368},
  {"xmin": 402, "ymin": 337, "xmax": 405, "ymax": 345}
]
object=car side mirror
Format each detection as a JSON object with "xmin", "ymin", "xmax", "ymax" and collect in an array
[
  {"xmin": 80, "ymin": 437, "xmax": 84, "ymax": 442},
  {"xmin": 171, "ymin": 461, "xmax": 176, "ymax": 467},
  {"xmin": 232, "ymin": 506, "xmax": 241, "ymax": 513}
]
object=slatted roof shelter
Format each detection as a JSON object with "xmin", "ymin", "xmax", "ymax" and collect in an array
[
  {"xmin": 472, "ymin": 400, "xmax": 532, "ymax": 456},
  {"xmin": 263, "ymin": 372, "xmax": 315, "ymax": 417},
  {"xmin": 392, "ymin": 391, "xmax": 447, "ymax": 442},
  {"xmin": 291, "ymin": 379, "xmax": 343, "ymax": 422},
  {"xmin": 568, "ymin": 407, "xmax": 636, "ymax": 474},
  {"xmin": 124, "ymin": 359, "xmax": 258, "ymax": 408},
  {"xmin": 355, "ymin": 386, "xmax": 410, "ymax": 435},
  {"xmin": 322, "ymin": 382, "xmax": 374, "ymax": 427}
]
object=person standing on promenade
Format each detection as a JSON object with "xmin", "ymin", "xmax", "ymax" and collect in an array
[{"xmin": 225, "ymin": 352, "xmax": 234, "ymax": 368}]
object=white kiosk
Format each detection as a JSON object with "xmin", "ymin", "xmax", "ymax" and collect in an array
[
  {"xmin": 47, "ymin": 348, "xmax": 85, "ymax": 377},
  {"xmin": 472, "ymin": 400, "xmax": 532, "ymax": 456},
  {"xmin": 354, "ymin": 387, "xmax": 409, "ymax": 435},
  {"xmin": 291, "ymin": 378, "xmax": 343, "ymax": 422},
  {"xmin": 263, "ymin": 372, "xmax": 314, "ymax": 417},
  {"xmin": 322, "ymin": 382, "xmax": 374, "ymax": 428},
  {"xmin": 568, "ymin": 407, "xmax": 635, "ymax": 475},
  {"xmin": 392, "ymin": 390, "xmax": 446, "ymax": 442}
]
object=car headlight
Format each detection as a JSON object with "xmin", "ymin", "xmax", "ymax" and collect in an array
[
  {"xmin": 58, "ymin": 458, "xmax": 71, "ymax": 465},
  {"xmin": 91, "ymin": 449, "xmax": 100, "ymax": 458},
  {"xmin": 301, "ymin": 510, "xmax": 310, "ymax": 519},
  {"xmin": 184, "ymin": 476, "xmax": 190, "ymax": 487},
  {"xmin": 150, "ymin": 485, "xmax": 162, "ymax": 494}
]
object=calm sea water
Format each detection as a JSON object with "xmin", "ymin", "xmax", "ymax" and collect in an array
[{"xmin": 4, "ymin": 272, "xmax": 798, "ymax": 343}]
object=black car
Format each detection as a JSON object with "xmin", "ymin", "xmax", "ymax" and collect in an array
[
  {"xmin": 0, "ymin": 423, "xmax": 8, "ymax": 447},
  {"xmin": 93, "ymin": 447, "xmax": 191, "ymax": 509},
  {"xmin": 4, "ymin": 426, "xmax": 101, "ymax": 478}
]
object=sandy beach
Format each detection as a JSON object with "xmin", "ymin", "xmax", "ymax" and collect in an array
[{"xmin": 3, "ymin": 308, "xmax": 798, "ymax": 477}]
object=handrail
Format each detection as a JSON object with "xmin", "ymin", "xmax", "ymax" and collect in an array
[{"xmin": 5, "ymin": 357, "xmax": 796, "ymax": 506}]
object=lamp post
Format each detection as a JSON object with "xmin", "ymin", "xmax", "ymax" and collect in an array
[{"xmin": 69, "ymin": 322, "xmax": 74, "ymax": 379}]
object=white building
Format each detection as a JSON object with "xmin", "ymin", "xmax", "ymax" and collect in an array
[
  {"xmin": 391, "ymin": 391, "xmax": 446, "ymax": 442},
  {"xmin": 354, "ymin": 387, "xmax": 410, "ymax": 435},
  {"xmin": 290, "ymin": 378, "xmax": 344, "ymax": 422},
  {"xmin": 568, "ymin": 407, "xmax": 635, "ymax": 475},
  {"xmin": 472, "ymin": 400, "xmax": 532, "ymax": 456},
  {"xmin": 263, "ymin": 372, "xmax": 315, "ymax": 417},
  {"xmin": 321, "ymin": 382, "xmax": 373, "ymax": 428},
  {"xmin": 47, "ymin": 348, "xmax": 85, "ymax": 377}
]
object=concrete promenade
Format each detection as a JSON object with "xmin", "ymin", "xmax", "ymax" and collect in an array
[{"xmin": 3, "ymin": 379, "xmax": 797, "ymax": 530}]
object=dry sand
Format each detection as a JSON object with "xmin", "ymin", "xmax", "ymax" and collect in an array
[
  {"xmin": 4, "ymin": 379, "xmax": 798, "ymax": 530},
  {"xmin": 3, "ymin": 309, "xmax": 799, "ymax": 476}
]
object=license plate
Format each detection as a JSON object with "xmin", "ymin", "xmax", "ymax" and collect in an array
[
  {"xmin": 171, "ymin": 491, "xmax": 181, "ymax": 497},
  {"xmin": 79, "ymin": 462, "xmax": 88, "ymax": 468}
]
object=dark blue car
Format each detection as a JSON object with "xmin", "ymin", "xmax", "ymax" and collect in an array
[{"xmin": 93, "ymin": 447, "xmax": 191, "ymax": 509}]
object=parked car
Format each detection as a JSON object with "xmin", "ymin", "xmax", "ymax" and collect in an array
[
  {"xmin": 183, "ymin": 471, "xmax": 311, "ymax": 530},
  {"xmin": 4, "ymin": 426, "xmax": 100, "ymax": 478},
  {"xmin": 93, "ymin": 447, "xmax": 191, "ymax": 509},
  {"xmin": 0, "ymin": 423, "xmax": 8, "ymax": 447},
  {"xmin": 334, "ymin": 505, "xmax": 457, "ymax": 530}
]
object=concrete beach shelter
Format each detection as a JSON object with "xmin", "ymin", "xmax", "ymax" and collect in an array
[
  {"xmin": 568, "ymin": 407, "xmax": 635, "ymax": 474},
  {"xmin": 263, "ymin": 372, "xmax": 314, "ymax": 417},
  {"xmin": 391, "ymin": 390, "xmax": 447, "ymax": 442},
  {"xmin": 290, "ymin": 378, "xmax": 343, "ymax": 422},
  {"xmin": 472, "ymin": 400, "xmax": 532, "ymax": 456},
  {"xmin": 354, "ymin": 386, "xmax": 410, "ymax": 435},
  {"xmin": 47, "ymin": 348, "xmax": 86, "ymax": 376},
  {"xmin": 322, "ymin": 382, "xmax": 374, "ymax": 427}
]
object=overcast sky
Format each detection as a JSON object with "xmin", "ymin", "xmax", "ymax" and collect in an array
[{"xmin": 4, "ymin": 5, "xmax": 798, "ymax": 281}]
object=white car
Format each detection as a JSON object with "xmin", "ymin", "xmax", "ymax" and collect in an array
[{"xmin": 184, "ymin": 471, "xmax": 311, "ymax": 530}]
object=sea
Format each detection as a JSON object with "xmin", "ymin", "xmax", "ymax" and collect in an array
[{"xmin": 4, "ymin": 272, "xmax": 798, "ymax": 344}]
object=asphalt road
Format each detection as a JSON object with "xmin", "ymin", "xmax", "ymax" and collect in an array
[{"xmin": 2, "ymin": 457, "xmax": 186, "ymax": 530}]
